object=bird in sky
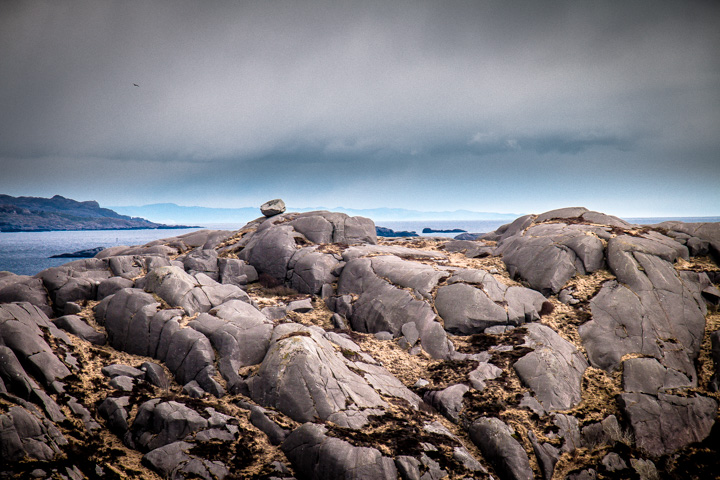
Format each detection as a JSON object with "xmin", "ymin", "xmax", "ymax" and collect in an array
[{"xmin": 133, "ymin": 83, "xmax": 139, "ymax": 87}]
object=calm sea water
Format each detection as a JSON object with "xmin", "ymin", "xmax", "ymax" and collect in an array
[
  {"xmin": 1, "ymin": 218, "xmax": 718, "ymax": 276},
  {"xmin": 378, "ymin": 220, "xmax": 511, "ymax": 238},
  {"xmin": 0, "ymin": 224, "xmax": 243, "ymax": 276}
]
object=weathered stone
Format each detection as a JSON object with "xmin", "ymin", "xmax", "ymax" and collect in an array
[
  {"xmin": 655, "ymin": 221, "xmax": 720, "ymax": 261},
  {"xmin": 514, "ymin": 323, "xmax": 588, "ymax": 411},
  {"xmin": 106, "ymin": 255, "xmax": 142, "ymax": 279},
  {"xmin": 710, "ymin": 330, "xmax": 720, "ymax": 392},
  {"xmin": 618, "ymin": 392, "xmax": 717, "ymax": 456},
  {"xmin": 437, "ymin": 269, "xmax": 546, "ymax": 334},
  {"xmin": 183, "ymin": 380, "xmax": 205, "ymax": 398},
  {"xmin": 395, "ymin": 455, "xmax": 422, "ymax": 480},
  {"xmin": 190, "ymin": 301, "xmax": 272, "ymax": 389},
  {"xmin": 109, "ymin": 375, "xmax": 134, "ymax": 392},
  {"xmin": 336, "ymin": 256, "xmax": 453, "ymax": 358},
  {"xmin": 141, "ymin": 362, "xmax": 169, "ymax": 390},
  {"xmin": 401, "ymin": 322, "xmax": 420, "ymax": 347},
  {"xmin": 553, "ymin": 414, "xmax": 582, "ymax": 452},
  {"xmin": 469, "ymin": 362, "xmax": 502, "ymax": 391},
  {"xmin": 239, "ymin": 224, "xmax": 300, "ymax": 281},
  {"xmin": 497, "ymin": 228, "xmax": 584, "ymax": 294},
  {"xmin": 144, "ymin": 266, "xmax": 249, "ymax": 315},
  {"xmin": 94, "ymin": 288, "xmax": 223, "ymax": 396},
  {"xmin": 374, "ymin": 331, "xmax": 393, "ymax": 341},
  {"xmin": 287, "ymin": 248, "xmax": 339, "ymax": 295},
  {"xmin": 0, "ymin": 274, "xmax": 53, "ymax": 317},
  {"xmin": 247, "ymin": 324, "xmax": 387, "ymax": 425},
  {"xmin": 287, "ymin": 298, "xmax": 313, "ymax": 313},
  {"xmin": 247, "ymin": 405, "xmax": 289, "ymax": 445},
  {"xmin": 350, "ymin": 361, "xmax": 422, "ymax": 409},
  {"xmin": 483, "ymin": 215, "xmax": 535, "ymax": 242},
  {"xmin": 261, "ymin": 305, "xmax": 287, "ymax": 320},
  {"xmin": 331, "ymin": 313, "xmax": 348, "ymax": 330},
  {"xmin": 581, "ymin": 415, "xmax": 621, "ymax": 447},
  {"xmin": 453, "ymin": 446, "xmax": 487, "ymax": 473},
  {"xmin": 143, "ymin": 439, "xmax": 230, "ymax": 480},
  {"xmin": 52, "ymin": 315, "xmax": 106, "ymax": 345},
  {"xmin": 492, "ymin": 211, "xmax": 613, "ymax": 294},
  {"xmin": 566, "ymin": 468, "xmax": 598, "ymax": 480},
  {"xmin": 367, "ymin": 255, "xmax": 445, "ymax": 299},
  {"xmin": 97, "ymin": 276, "xmax": 134, "ymax": 299},
  {"xmin": 469, "ymin": 417, "xmax": 533, "ymax": 480},
  {"xmin": 36, "ymin": 258, "xmax": 111, "ymax": 313},
  {"xmin": 218, "ymin": 258, "xmax": 258, "ymax": 286},
  {"xmin": 98, "ymin": 396, "xmax": 130, "ymax": 433},
  {"xmin": 0, "ymin": 405, "xmax": 65, "ymax": 462},
  {"xmin": 528, "ymin": 430, "xmax": 559, "ymax": 480},
  {"xmin": 601, "ymin": 453, "xmax": 627, "ymax": 472},
  {"xmin": 435, "ymin": 283, "xmax": 508, "ymax": 334},
  {"xmin": 0, "ymin": 346, "xmax": 37, "ymax": 399},
  {"xmin": 423, "ymin": 384, "xmax": 469, "ymax": 423},
  {"xmin": 94, "ymin": 288, "xmax": 160, "ymax": 355},
  {"xmin": 622, "ymin": 357, "xmax": 692, "ymax": 394},
  {"xmin": 163, "ymin": 328, "xmax": 222, "ymax": 396},
  {"xmin": 581, "ymin": 233, "xmax": 706, "ymax": 380},
  {"xmin": 342, "ymin": 245, "xmax": 443, "ymax": 262},
  {"xmin": 261, "ymin": 199, "xmax": 286, "ymax": 216},
  {"xmin": 0, "ymin": 303, "xmax": 71, "ymax": 388},
  {"xmin": 130, "ymin": 400, "xmax": 209, "ymax": 451},
  {"xmin": 281, "ymin": 423, "xmax": 397, "ymax": 480},
  {"xmin": 183, "ymin": 248, "xmax": 219, "ymax": 280},
  {"xmin": 444, "ymin": 240, "xmax": 494, "ymax": 258},
  {"xmin": 288, "ymin": 211, "xmax": 376, "ymax": 245},
  {"xmin": 101, "ymin": 364, "xmax": 145, "ymax": 379}
]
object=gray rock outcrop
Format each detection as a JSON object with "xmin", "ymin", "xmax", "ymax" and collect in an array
[
  {"xmin": 469, "ymin": 417, "xmax": 533, "ymax": 480},
  {"xmin": 514, "ymin": 323, "xmax": 588, "ymax": 411},
  {"xmin": 144, "ymin": 266, "xmax": 249, "ymax": 315},
  {"xmin": 281, "ymin": 423, "xmax": 397, "ymax": 480},
  {"xmin": 247, "ymin": 324, "xmax": 389, "ymax": 426},
  {"xmin": 0, "ymin": 273, "xmax": 53, "ymax": 317}
]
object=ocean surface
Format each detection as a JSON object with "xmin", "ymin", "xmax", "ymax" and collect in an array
[
  {"xmin": 1, "ymin": 218, "xmax": 718, "ymax": 277},
  {"xmin": 0, "ymin": 225, "xmax": 238, "ymax": 276}
]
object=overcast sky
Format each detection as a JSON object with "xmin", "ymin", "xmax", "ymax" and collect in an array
[{"xmin": 1, "ymin": 0, "xmax": 718, "ymax": 217}]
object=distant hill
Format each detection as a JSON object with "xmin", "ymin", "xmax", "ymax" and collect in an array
[
  {"xmin": 109, "ymin": 203, "xmax": 522, "ymax": 225},
  {"xmin": 0, "ymin": 195, "xmax": 196, "ymax": 232}
]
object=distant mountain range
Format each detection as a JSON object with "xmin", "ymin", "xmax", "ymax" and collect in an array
[
  {"xmin": 0, "ymin": 195, "xmax": 196, "ymax": 232},
  {"xmin": 109, "ymin": 203, "xmax": 522, "ymax": 225}
]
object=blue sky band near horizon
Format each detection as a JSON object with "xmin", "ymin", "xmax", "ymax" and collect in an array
[{"xmin": 0, "ymin": 0, "xmax": 718, "ymax": 217}]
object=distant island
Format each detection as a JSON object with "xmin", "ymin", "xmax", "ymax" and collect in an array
[
  {"xmin": 0, "ymin": 195, "xmax": 198, "ymax": 232},
  {"xmin": 376, "ymin": 226, "xmax": 419, "ymax": 237},
  {"xmin": 422, "ymin": 227, "xmax": 467, "ymax": 234}
]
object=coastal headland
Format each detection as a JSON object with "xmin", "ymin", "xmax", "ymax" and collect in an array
[{"xmin": 1, "ymin": 202, "xmax": 719, "ymax": 479}]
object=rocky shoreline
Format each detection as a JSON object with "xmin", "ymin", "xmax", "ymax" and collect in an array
[
  {"xmin": 0, "ymin": 195, "xmax": 198, "ymax": 232},
  {"xmin": 0, "ymin": 204, "xmax": 718, "ymax": 479}
]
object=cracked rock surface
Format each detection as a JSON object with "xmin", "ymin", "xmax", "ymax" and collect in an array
[{"xmin": 1, "ymin": 207, "xmax": 719, "ymax": 480}]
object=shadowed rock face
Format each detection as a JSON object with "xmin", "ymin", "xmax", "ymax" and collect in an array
[
  {"xmin": 0, "ymin": 273, "xmax": 52, "ymax": 317},
  {"xmin": 495, "ymin": 222, "xmax": 608, "ymax": 295},
  {"xmin": 1, "ymin": 207, "xmax": 719, "ymax": 480},
  {"xmin": 247, "ymin": 324, "xmax": 421, "ymax": 428},
  {"xmin": 281, "ymin": 423, "xmax": 397, "ymax": 480},
  {"xmin": 469, "ymin": 417, "xmax": 533, "ymax": 480},
  {"xmin": 514, "ymin": 323, "xmax": 589, "ymax": 411},
  {"xmin": 334, "ymin": 254, "xmax": 547, "ymax": 359}
]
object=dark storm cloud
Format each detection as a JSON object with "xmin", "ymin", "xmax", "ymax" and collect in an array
[{"xmin": 0, "ymin": 0, "xmax": 718, "ymax": 214}]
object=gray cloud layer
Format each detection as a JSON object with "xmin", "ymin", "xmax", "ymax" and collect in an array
[{"xmin": 1, "ymin": 0, "xmax": 719, "ymax": 215}]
